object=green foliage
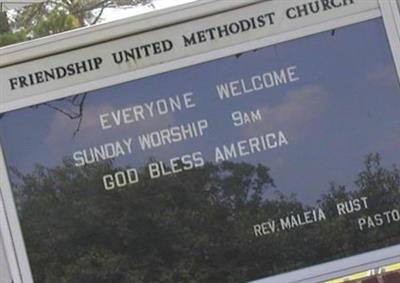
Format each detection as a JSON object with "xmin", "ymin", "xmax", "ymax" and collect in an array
[
  {"xmin": 0, "ymin": 30, "xmax": 27, "ymax": 46},
  {"xmin": 0, "ymin": 11, "xmax": 10, "ymax": 33},
  {"xmin": 32, "ymin": 8, "xmax": 80, "ymax": 36},
  {"xmin": 0, "ymin": 0, "xmax": 153, "ymax": 47},
  {"xmin": 0, "ymin": 11, "xmax": 27, "ymax": 46},
  {"xmin": 11, "ymin": 153, "xmax": 400, "ymax": 282}
]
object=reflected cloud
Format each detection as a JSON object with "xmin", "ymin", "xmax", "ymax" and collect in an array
[
  {"xmin": 244, "ymin": 85, "xmax": 327, "ymax": 138},
  {"xmin": 367, "ymin": 65, "xmax": 399, "ymax": 88}
]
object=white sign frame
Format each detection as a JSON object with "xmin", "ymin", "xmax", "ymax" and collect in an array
[{"xmin": 1, "ymin": 1, "xmax": 400, "ymax": 282}]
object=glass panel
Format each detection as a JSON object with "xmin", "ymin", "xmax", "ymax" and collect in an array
[{"xmin": 0, "ymin": 17, "xmax": 400, "ymax": 283}]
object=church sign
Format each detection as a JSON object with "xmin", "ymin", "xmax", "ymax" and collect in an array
[{"xmin": 1, "ymin": 1, "xmax": 400, "ymax": 282}]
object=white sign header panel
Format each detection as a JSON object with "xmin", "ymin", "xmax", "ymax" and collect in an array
[{"xmin": 0, "ymin": 0, "xmax": 378, "ymax": 112}]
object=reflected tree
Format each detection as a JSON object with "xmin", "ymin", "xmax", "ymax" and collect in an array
[{"xmin": 10, "ymin": 153, "xmax": 400, "ymax": 283}]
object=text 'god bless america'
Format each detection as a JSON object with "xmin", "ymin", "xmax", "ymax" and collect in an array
[{"xmin": 70, "ymin": 65, "xmax": 299, "ymax": 191}]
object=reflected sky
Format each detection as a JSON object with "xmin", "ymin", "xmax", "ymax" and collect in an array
[{"xmin": 1, "ymin": 18, "xmax": 400, "ymax": 204}]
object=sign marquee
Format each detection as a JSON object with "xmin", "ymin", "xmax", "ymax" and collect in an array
[
  {"xmin": 1, "ymin": 1, "xmax": 400, "ymax": 283},
  {"xmin": 0, "ymin": 0, "xmax": 379, "ymax": 111}
]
